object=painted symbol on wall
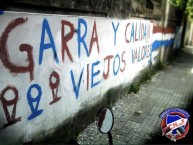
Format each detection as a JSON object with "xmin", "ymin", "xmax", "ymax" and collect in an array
[
  {"xmin": 27, "ymin": 84, "xmax": 43, "ymax": 120},
  {"xmin": 0, "ymin": 86, "xmax": 21, "ymax": 128},
  {"xmin": 49, "ymin": 71, "xmax": 61, "ymax": 105}
]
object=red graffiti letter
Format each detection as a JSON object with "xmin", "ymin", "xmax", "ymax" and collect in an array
[
  {"xmin": 103, "ymin": 55, "xmax": 113, "ymax": 79},
  {"xmin": 49, "ymin": 71, "xmax": 61, "ymax": 105},
  {"xmin": 61, "ymin": 20, "xmax": 74, "ymax": 63},
  {"xmin": 0, "ymin": 18, "xmax": 34, "ymax": 81},
  {"xmin": 0, "ymin": 86, "xmax": 21, "ymax": 128},
  {"xmin": 125, "ymin": 23, "xmax": 130, "ymax": 43},
  {"xmin": 141, "ymin": 23, "xmax": 144, "ymax": 41},
  {"xmin": 120, "ymin": 51, "xmax": 126, "ymax": 72},
  {"xmin": 89, "ymin": 21, "xmax": 100, "ymax": 55}
]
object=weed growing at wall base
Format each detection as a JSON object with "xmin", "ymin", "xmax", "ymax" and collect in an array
[
  {"xmin": 154, "ymin": 60, "xmax": 165, "ymax": 71},
  {"xmin": 128, "ymin": 82, "xmax": 140, "ymax": 94}
]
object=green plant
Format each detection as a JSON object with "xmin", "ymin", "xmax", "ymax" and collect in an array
[
  {"xmin": 170, "ymin": 0, "xmax": 193, "ymax": 21},
  {"xmin": 154, "ymin": 60, "xmax": 164, "ymax": 71},
  {"xmin": 128, "ymin": 83, "xmax": 140, "ymax": 94},
  {"xmin": 140, "ymin": 70, "xmax": 152, "ymax": 83},
  {"xmin": 151, "ymin": 68, "xmax": 157, "ymax": 76},
  {"xmin": 127, "ymin": 60, "xmax": 165, "ymax": 94}
]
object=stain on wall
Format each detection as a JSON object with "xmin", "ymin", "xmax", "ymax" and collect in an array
[{"xmin": 0, "ymin": 11, "xmax": 175, "ymax": 145}]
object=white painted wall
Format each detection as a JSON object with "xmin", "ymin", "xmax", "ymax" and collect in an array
[{"xmin": 0, "ymin": 11, "xmax": 174, "ymax": 145}]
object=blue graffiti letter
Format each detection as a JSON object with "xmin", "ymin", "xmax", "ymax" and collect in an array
[
  {"xmin": 78, "ymin": 18, "xmax": 89, "ymax": 58},
  {"xmin": 113, "ymin": 54, "xmax": 120, "ymax": 76},
  {"xmin": 91, "ymin": 60, "xmax": 101, "ymax": 88},
  {"xmin": 27, "ymin": 84, "xmax": 43, "ymax": 120},
  {"xmin": 130, "ymin": 23, "xmax": 134, "ymax": 43},
  {"xmin": 39, "ymin": 18, "xmax": 59, "ymax": 65},
  {"xmin": 70, "ymin": 68, "xmax": 84, "ymax": 99},
  {"xmin": 112, "ymin": 21, "xmax": 119, "ymax": 46},
  {"xmin": 143, "ymin": 24, "xmax": 147, "ymax": 40}
]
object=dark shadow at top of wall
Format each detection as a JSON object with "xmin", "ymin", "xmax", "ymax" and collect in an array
[{"xmin": 0, "ymin": 0, "xmax": 164, "ymax": 19}]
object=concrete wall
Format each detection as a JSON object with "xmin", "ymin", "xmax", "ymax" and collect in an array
[
  {"xmin": 0, "ymin": 10, "xmax": 176, "ymax": 145},
  {"xmin": 184, "ymin": 19, "xmax": 193, "ymax": 45}
]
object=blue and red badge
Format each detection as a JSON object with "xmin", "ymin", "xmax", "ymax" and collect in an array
[{"xmin": 159, "ymin": 108, "xmax": 190, "ymax": 142}]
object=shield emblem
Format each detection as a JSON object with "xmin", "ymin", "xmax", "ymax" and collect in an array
[{"xmin": 166, "ymin": 115, "xmax": 185, "ymax": 135}]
